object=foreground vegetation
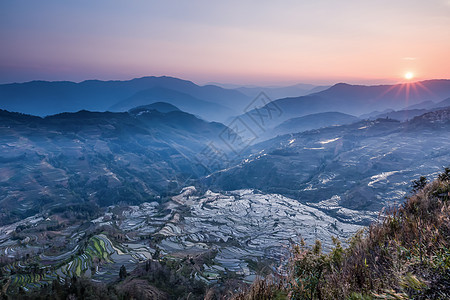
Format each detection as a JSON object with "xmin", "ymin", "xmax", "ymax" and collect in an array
[
  {"xmin": 235, "ymin": 168, "xmax": 450, "ymax": 300},
  {"xmin": 1, "ymin": 168, "xmax": 448, "ymax": 299}
]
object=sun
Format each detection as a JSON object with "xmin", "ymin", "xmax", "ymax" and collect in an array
[{"xmin": 404, "ymin": 72, "xmax": 414, "ymax": 80}]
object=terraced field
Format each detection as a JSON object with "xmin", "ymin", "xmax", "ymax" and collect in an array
[
  {"xmin": 1, "ymin": 188, "xmax": 366, "ymax": 292},
  {"xmin": 3, "ymin": 234, "xmax": 148, "ymax": 292}
]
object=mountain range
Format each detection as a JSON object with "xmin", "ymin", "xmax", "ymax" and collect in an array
[
  {"xmin": 1, "ymin": 77, "xmax": 450, "ymax": 298},
  {"xmin": 229, "ymin": 83, "xmax": 329, "ymax": 99},
  {"xmin": 2, "ymin": 77, "xmax": 450, "ymax": 129},
  {"xmin": 359, "ymin": 97, "xmax": 450, "ymax": 121},
  {"xmin": 0, "ymin": 76, "xmax": 250, "ymax": 122},
  {"xmin": 109, "ymin": 86, "xmax": 235, "ymax": 122},
  {"xmin": 0, "ymin": 105, "xmax": 236, "ymax": 225},
  {"xmin": 1, "ymin": 77, "xmax": 450, "ymax": 227},
  {"xmin": 236, "ymin": 79, "xmax": 450, "ymax": 130},
  {"xmin": 206, "ymin": 107, "xmax": 450, "ymax": 223},
  {"xmin": 271, "ymin": 112, "xmax": 359, "ymax": 137},
  {"xmin": 1, "ymin": 102, "xmax": 449, "ymax": 227}
]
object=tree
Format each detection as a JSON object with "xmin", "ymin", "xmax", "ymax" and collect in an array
[
  {"xmin": 438, "ymin": 167, "xmax": 450, "ymax": 181},
  {"xmin": 119, "ymin": 265, "xmax": 127, "ymax": 280},
  {"xmin": 152, "ymin": 247, "xmax": 161, "ymax": 260},
  {"xmin": 411, "ymin": 176, "xmax": 427, "ymax": 192}
]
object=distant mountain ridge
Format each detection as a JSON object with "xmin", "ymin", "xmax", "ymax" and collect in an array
[
  {"xmin": 234, "ymin": 83, "xmax": 330, "ymax": 99},
  {"xmin": 272, "ymin": 112, "xmax": 359, "ymax": 136},
  {"xmin": 109, "ymin": 86, "xmax": 235, "ymax": 121},
  {"xmin": 360, "ymin": 96, "xmax": 450, "ymax": 121},
  {"xmin": 404, "ymin": 97, "xmax": 450, "ymax": 111},
  {"xmin": 235, "ymin": 79, "xmax": 450, "ymax": 128},
  {"xmin": 2, "ymin": 77, "xmax": 449, "ymax": 126},
  {"xmin": 128, "ymin": 102, "xmax": 181, "ymax": 114},
  {"xmin": 0, "ymin": 76, "xmax": 250, "ymax": 121}
]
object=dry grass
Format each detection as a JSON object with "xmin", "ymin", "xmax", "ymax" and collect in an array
[
  {"xmin": 234, "ymin": 168, "xmax": 450, "ymax": 300},
  {"xmin": 232, "ymin": 275, "xmax": 287, "ymax": 300}
]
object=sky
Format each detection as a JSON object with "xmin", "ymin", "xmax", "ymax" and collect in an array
[{"xmin": 0, "ymin": 0, "xmax": 449, "ymax": 86}]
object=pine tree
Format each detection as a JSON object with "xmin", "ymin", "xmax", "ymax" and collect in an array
[
  {"xmin": 119, "ymin": 265, "xmax": 127, "ymax": 280},
  {"xmin": 411, "ymin": 176, "xmax": 427, "ymax": 192}
]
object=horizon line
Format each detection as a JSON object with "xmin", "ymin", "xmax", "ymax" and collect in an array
[{"xmin": 1, "ymin": 75, "xmax": 448, "ymax": 88}]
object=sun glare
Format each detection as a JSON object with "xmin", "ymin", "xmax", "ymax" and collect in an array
[{"xmin": 404, "ymin": 72, "xmax": 414, "ymax": 80}]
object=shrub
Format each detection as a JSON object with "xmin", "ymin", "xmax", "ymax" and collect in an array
[{"xmin": 235, "ymin": 167, "xmax": 450, "ymax": 299}]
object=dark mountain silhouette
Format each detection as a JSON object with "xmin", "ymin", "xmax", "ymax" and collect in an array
[
  {"xmin": 237, "ymin": 79, "xmax": 450, "ymax": 128},
  {"xmin": 313, "ymin": 80, "xmax": 450, "ymax": 110},
  {"xmin": 0, "ymin": 76, "xmax": 249, "ymax": 120}
]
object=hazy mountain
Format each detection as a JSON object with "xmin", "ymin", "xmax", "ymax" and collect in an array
[
  {"xmin": 271, "ymin": 112, "xmax": 359, "ymax": 136},
  {"xmin": 433, "ymin": 97, "xmax": 450, "ymax": 109},
  {"xmin": 235, "ymin": 83, "xmax": 330, "ymax": 99},
  {"xmin": 209, "ymin": 81, "xmax": 331, "ymax": 100},
  {"xmin": 0, "ymin": 107, "xmax": 235, "ymax": 225},
  {"xmin": 109, "ymin": 86, "xmax": 235, "ymax": 122},
  {"xmin": 359, "ymin": 108, "xmax": 395, "ymax": 119},
  {"xmin": 205, "ymin": 107, "xmax": 450, "ymax": 223},
  {"xmin": 236, "ymin": 80, "xmax": 450, "ymax": 130},
  {"xmin": 313, "ymin": 80, "xmax": 450, "ymax": 111},
  {"xmin": 403, "ymin": 97, "xmax": 450, "ymax": 111},
  {"xmin": 307, "ymin": 85, "xmax": 333, "ymax": 94},
  {"xmin": 0, "ymin": 76, "xmax": 249, "ymax": 120},
  {"xmin": 1, "ymin": 83, "xmax": 449, "ymax": 297},
  {"xmin": 409, "ymin": 106, "xmax": 450, "ymax": 124},
  {"xmin": 403, "ymin": 100, "xmax": 436, "ymax": 110},
  {"xmin": 128, "ymin": 102, "xmax": 181, "ymax": 114},
  {"xmin": 364, "ymin": 109, "xmax": 429, "ymax": 122},
  {"xmin": 364, "ymin": 97, "xmax": 450, "ymax": 121}
]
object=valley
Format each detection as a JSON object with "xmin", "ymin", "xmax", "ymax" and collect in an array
[
  {"xmin": 0, "ymin": 187, "xmax": 364, "ymax": 293},
  {"xmin": 208, "ymin": 111, "xmax": 450, "ymax": 221},
  {"xmin": 0, "ymin": 79, "xmax": 449, "ymax": 298}
]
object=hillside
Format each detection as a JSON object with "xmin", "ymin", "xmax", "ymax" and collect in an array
[
  {"xmin": 272, "ymin": 112, "xmax": 359, "ymax": 136},
  {"xmin": 207, "ymin": 107, "xmax": 450, "ymax": 222},
  {"xmin": 404, "ymin": 97, "xmax": 450, "ymax": 111},
  {"xmin": 128, "ymin": 102, "xmax": 181, "ymax": 114},
  {"xmin": 234, "ymin": 83, "xmax": 329, "ymax": 99},
  {"xmin": 0, "ymin": 108, "xmax": 236, "ymax": 225},
  {"xmin": 109, "ymin": 86, "xmax": 235, "ymax": 122},
  {"xmin": 360, "ymin": 96, "xmax": 450, "ymax": 121},
  {"xmin": 235, "ymin": 80, "xmax": 450, "ymax": 129},
  {"xmin": 0, "ymin": 106, "xmax": 449, "ymax": 299},
  {"xmin": 234, "ymin": 168, "xmax": 450, "ymax": 299}
]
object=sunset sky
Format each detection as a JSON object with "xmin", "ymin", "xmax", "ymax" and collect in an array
[{"xmin": 1, "ymin": 0, "xmax": 449, "ymax": 85}]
